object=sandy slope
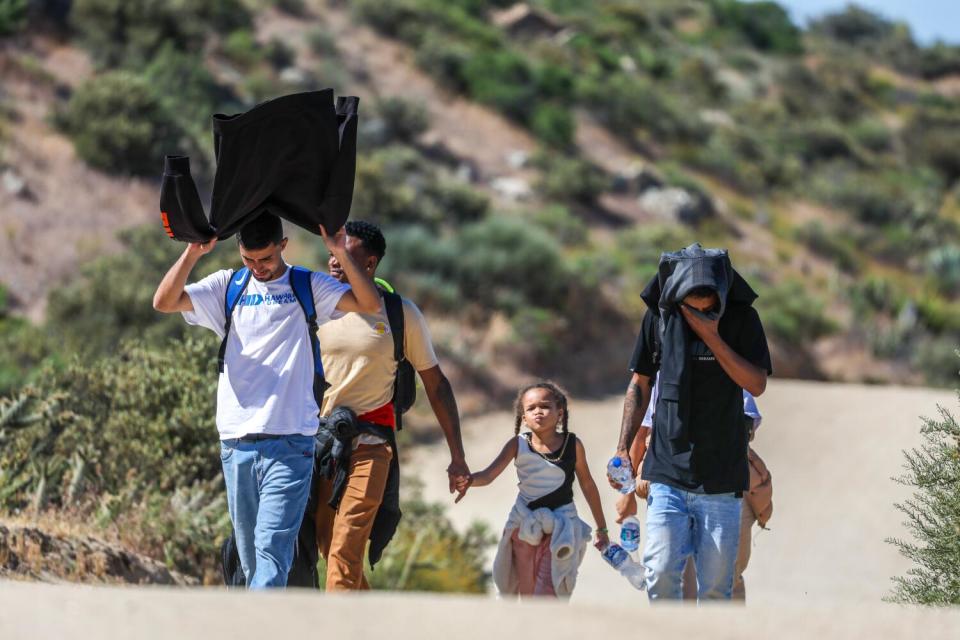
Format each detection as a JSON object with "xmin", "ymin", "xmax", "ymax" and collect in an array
[{"xmin": 408, "ymin": 379, "xmax": 957, "ymax": 607}]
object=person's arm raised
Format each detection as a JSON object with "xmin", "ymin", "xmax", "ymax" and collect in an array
[
  {"xmin": 680, "ymin": 304, "xmax": 767, "ymax": 396},
  {"xmin": 321, "ymin": 224, "xmax": 380, "ymax": 314},
  {"xmin": 152, "ymin": 238, "xmax": 217, "ymax": 313}
]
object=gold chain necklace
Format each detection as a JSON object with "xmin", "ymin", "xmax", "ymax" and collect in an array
[{"xmin": 528, "ymin": 432, "xmax": 569, "ymax": 463}]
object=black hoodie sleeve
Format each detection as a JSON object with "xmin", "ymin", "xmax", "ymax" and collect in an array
[{"xmin": 159, "ymin": 155, "xmax": 216, "ymax": 243}]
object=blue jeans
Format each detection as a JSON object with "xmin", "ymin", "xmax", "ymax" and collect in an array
[
  {"xmin": 220, "ymin": 434, "xmax": 315, "ymax": 589},
  {"xmin": 643, "ymin": 482, "xmax": 742, "ymax": 601}
]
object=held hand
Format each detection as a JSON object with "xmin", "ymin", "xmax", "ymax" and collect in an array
[
  {"xmin": 594, "ymin": 529, "xmax": 610, "ymax": 551},
  {"xmin": 614, "ymin": 492, "xmax": 637, "ymax": 524},
  {"xmin": 680, "ymin": 303, "xmax": 720, "ymax": 341},
  {"xmin": 319, "ymin": 224, "xmax": 346, "ymax": 255},
  {"xmin": 186, "ymin": 237, "xmax": 217, "ymax": 257},
  {"xmin": 607, "ymin": 450, "xmax": 631, "ymax": 490},
  {"xmin": 447, "ymin": 459, "xmax": 471, "ymax": 493},
  {"xmin": 454, "ymin": 474, "xmax": 473, "ymax": 504}
]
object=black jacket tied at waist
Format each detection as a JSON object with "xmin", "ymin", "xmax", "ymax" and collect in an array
[
  {"xmin": 639, "ymin": 243, "xmax": 758, "ymax": 455},
  {"xmin": 315, "ymin": 406, "xmax": 401, "ymax": 568}
]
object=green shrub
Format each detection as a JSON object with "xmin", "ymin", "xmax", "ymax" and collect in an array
[
  {"xmin": 809, "ymin": 163, "xmax": 940, "ymax": 226},
  {"xmin": 530, "ymin": 103, "xmax": 575, "ymax": 148},
  {"xmin": 0, "ymin": 338, "xmax": 220, "ymax": 511},
  {"xmin": 710, "ymin": 0, "xmax": 803, "ymax": 54},
  {"xmin": 423, "ymin": 178, "xmax": 489, "ymax": 224},
  {"xmin": 415, "ymin": 31, "xmax": 471, "ymax": 92},
  {"xmin": 850, "ymin": 117, "xmax": 894, "ymax": 154},
  {"xmin": 524, "ymin": 205, "xmax": 588, "ymax": 247},
  {"xmin": 381, "ymin": 218, "xmax": 573, "ymax": 316},
  {"xmin": 71, "ymin": 0, "xmax": 251, "ymax": 68},
  {"xmin": 795, "ymin": 221, "xmax": 861, "ymax": 274},
  {"xmin": 913, "ymin": 43, "xmax": 960, "ymax": 80},
  {"xmin": 754, "ymin": 279, "xmax": 838, "ymax": 344},
  {"xmin": 888, "ymin": 384, "xmax": 960, "ymax": 603},
  {"xmin": 44, "ymin": 226, "xmax": 236, "ymax": 358},
  {"xmin": 849, "ymin": 277, "xmax": 901, "ymax": 315},
  {"xmin": 376, "ymin": 97, "xmax": 430, "ymax": 143},
  {"xmin": 0, "ymin": 318, "xmax": 54, "ymax": 397},
  {"xmin": 366, "ymin": 488, "xmax": 494, "ymax": 592},
  {"xmin": 785, "ymin": 119, "xmax": 856, "ymax": 164},
  {"xmin": 533, "ymin": 153, "xmax": 606, "ymax": 204},
  {"xmin": 221, "ymin": 29, "xmax": 263, "ymax": 69},
  {"xmin": 909, "ymin": 338, "xmax": 960, "ymax": 387},
  {"xmin": 272, "ymin": 0, "xmax": 305, "ymax": 16},
  {"xmin": 264, "ymin": 37, "xmax": 296, "ymax": 70},
  {"xmin": 0, "ymin": 0, "xmax": 28, "ymax": 35},
  {"xmin": 461, "ymin": 50, "xmax": 537, "ymax": 123},
  {"xmin": 905, "ymin": 112, "xmax": 960, "ymax": 183},
  {"xmin": 926, "ymin": 245, "xmax": 960, "ymax": 296},
  {"xmin": 579, "ymin": 73, "xmax": 707, "ymax": 143},
  {"xmin": 916, "ymin": 295, "xmax": 960, "ymax": 335},
  {"xmin": 57, "ymin": 71, "xmax": 186, "ymax": 176},
  {"xmin": 810, "ymin": 5, "xmax": 896, "ymax": 46},
  {"xmin": 306, "ymin": 26, "xmax": 339, "ymax": 57}
]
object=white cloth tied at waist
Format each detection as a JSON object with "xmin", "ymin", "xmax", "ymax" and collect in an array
[{"xmin": 492, "ymin": 496, "xmax": 592, "ymax": 598}]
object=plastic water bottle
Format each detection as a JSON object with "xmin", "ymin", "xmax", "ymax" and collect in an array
[
  {"xmin": 607, "ymin": 457, "xmax": 635, "ymax": 494},
  {"xmin": 601, "ymin": 543, "xmax": 646, "ymax": 590},
  {"xmin": 619, "ymin": 516, "xmax": 641, "ymax": 553}
]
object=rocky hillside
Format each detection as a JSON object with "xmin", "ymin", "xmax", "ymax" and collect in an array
[
  {"xmin": 0, "ymin": 521, "xmax": 197, "ymax": 585},
  {"xmin": 1, "ymin": 0, "xmax": 959, "ymax": 396}
]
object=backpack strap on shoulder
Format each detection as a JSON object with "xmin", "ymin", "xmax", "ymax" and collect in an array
[
  {"xmin": 381, "ymin": 290, "xmax": 405, "ymax": 366},
  {"xmin": 380, "ymin": 284, "xmax": 407, "ymax": 431},
  {"xmin": 218, "ymin": 267, "xmax": 252, "ymax": 373},
  {"xmin": 289, "ymin": 266, "xmax": 329, "ymax": 407}
]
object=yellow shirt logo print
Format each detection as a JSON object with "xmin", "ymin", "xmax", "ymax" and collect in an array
[{"xmin": 374, "ymin": 321, "xmax": 388, "ymax": 336}]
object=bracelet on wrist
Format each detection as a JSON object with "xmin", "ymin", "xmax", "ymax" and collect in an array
[{"xmin": 596, "ymin": 527, "xmax": 608, "ymax": 534}]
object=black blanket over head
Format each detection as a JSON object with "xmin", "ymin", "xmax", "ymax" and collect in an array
[
  {"xmin": 159, "ymin": 90, "xmax": 359, "ymax": 242},
  {"xmin": 639, "ymin": 243, "xmax": 758, "ymax": 454}
]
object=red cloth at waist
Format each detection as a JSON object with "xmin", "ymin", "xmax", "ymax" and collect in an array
[{"xmin": 358, "ymin": 402, "xmax": 395, "ymax": 429}]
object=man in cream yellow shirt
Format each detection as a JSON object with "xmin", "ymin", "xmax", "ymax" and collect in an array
[{"xmin": 315, "ymin": 220, "xmax": 470, "ymax": 590}]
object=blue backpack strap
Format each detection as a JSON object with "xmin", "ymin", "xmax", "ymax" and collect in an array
[
  {"xmin": 289, "ymin": 266, "xmax": 329, "ymax": 407},
  {"xmin": 218, "ymin": 267, "xmax": 252, "ymax": 374}
]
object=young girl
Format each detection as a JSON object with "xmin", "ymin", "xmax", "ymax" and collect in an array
[{"xmin": 455, "ymin": 382, "xmax": 608, "ymax": 599}]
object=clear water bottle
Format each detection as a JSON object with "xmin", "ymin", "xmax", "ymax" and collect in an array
[
  {"xmin": 607, "ymin": 457, "xmax": 636, "ymax": 494},
  {"xmin": 601, "ymin": 543, "xmax": 646, "ymax": 590},
  {"xmin": 620, "ymin": 516, "xmax": 641, "ymax": 553}
]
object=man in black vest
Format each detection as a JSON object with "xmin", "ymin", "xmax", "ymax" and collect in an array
[{"xmin": 610, "ymin": 244, "xmax": 772, "ymax": 601}]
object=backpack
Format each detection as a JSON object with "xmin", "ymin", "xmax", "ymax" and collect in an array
[
  {"xmin": 375, "ymin": 277, "xmax": 416, "ymax": 431},
  {"xmin": 218, "ymin": 265, "xmax": 328, "ymax": 407}
]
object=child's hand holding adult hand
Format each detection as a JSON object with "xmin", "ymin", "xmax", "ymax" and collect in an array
[{"xmin": 453, "ymin": 474, "xmax": 473, "ymax": 503}]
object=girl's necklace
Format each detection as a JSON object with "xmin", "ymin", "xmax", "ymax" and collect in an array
[{"xmin": 529, "ymin": 432, "xmax": 569, "ymax": 463}]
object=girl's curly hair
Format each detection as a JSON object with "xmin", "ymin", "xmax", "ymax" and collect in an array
[{"xmin": 513, "ymin": 381, "xmax": 569, "ymax": 436}]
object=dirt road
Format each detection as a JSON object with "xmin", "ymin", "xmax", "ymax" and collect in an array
[{"xmin": 409, "ymin": 379, "xmax": 957, "ymax": 606}]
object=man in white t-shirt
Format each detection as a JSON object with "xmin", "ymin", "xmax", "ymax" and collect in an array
[{"xmin": 152, "ymin": 213, "xmax": 380, "ymax": 588}]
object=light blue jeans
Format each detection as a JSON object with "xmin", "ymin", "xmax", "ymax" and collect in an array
[
  {"xmin": 220, "ymin": 434, "xmax": 315, "ymax": 589},
  {"xmin": 643, "ymin": 482, "xmax": 742, "ymax": 601}
]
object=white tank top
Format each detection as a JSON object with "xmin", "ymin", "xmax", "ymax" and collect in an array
[{"xmin": 515, "ymin": 434, "xmax": 567, "ymax": 505}]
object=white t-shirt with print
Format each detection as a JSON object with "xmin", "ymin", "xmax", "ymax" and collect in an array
[{"xmin": 182, "ymin": 265, "xmax": 350, "ymax": 439}]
